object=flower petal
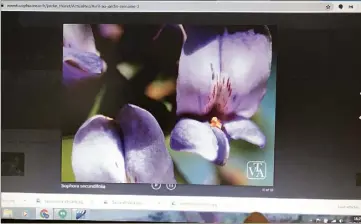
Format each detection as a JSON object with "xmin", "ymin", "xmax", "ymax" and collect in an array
[
  {"xmin": 211, "ymin": 126, "xmax": 230, "ymax": 166},
  {"xmin": 63, "ymin": 47, "xmax": 103, "ymax": 73},
  {"xmin": 170, "ymin": 119, "xmax": 229, "ymax": 166},
  {"xmin": 63, "ymin": 25, "xmax": 104, "ymax": 83},
  {"xmin": 223, "ymin": 116, "xmax": 266, "ymax": 148},
  {"xmin": 72, "ymin": 115, "xmax": 127, "ymax": 183},
  {"xmin": 116, "ymin": 104, "xmax": 176, "ymax": 184},
  {"xmin": 63, "ymin": 24, "xmax": 98, "ymax": 54},
  {"xmin": 221, "ymin": 28, "xmax": 272, "ymax": 118},
  {"xmin": 176, "ymin": 26, "xmax": 272, "ymax": 119},
  {"xmin": 176, "ymin": 28, "xmax": 221, "ymax": 115},
  {"xmin": 63, "ymin": 48, "xmax": 104, "ymax": 82},
  {"xmin": 62, "ymin": 53, "xmax": 103, "ymax": 85}
]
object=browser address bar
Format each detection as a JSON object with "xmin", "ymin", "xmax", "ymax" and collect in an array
[{"xmin": 1, "ymin": 1, "xmax": 336, "ymax": 13}]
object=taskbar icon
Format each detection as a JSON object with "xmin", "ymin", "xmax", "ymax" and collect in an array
[{"xmin": 72, "ymin": 209, "xmax": 88, "ymax": 220}]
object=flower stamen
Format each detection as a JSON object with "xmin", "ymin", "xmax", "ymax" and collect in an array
[{"xmin": 210, "ymin": 117, "xmax": 222, "ymax": 129}]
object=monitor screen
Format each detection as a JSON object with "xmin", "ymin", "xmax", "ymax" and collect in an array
[{"xmin": 1, "ymin": 2, "xmax": 361, "ymax": 223}]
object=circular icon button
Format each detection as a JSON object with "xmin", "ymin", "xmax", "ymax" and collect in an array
[
  {"xmin": 151, "ymin": 183, "xmax": 162, "ymax": 190},
  {"xmin": 58, "ymin": 209, "xmax": 67, "ymax": 219},
  {"xmin": 166, "ymin": 184, "xmax": 177, "ymax": 191},
  {"xmin": 40, "ymin": 209, "xmax": 50, "ymax": 219}
]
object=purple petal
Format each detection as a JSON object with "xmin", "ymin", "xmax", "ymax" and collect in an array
[
  {"xmin": 116, "ymin": 104, "xmax": 176, "ymax": 184},
  {"xmin": 223, "ymin": 116, "xmax": 266, "ymax": 148},
  {"xmin": 72, "ymin": 115, "xmax": 127, "ymax": 183},
  {"xmin": 176, "ymin": 26, "xmax": 272, "ymax": 118},
  {"xmin": 63, "ymin": 24, "xmax": 97, "ymax": 53},
  {"xmin": 221, "ymin": 29, "xmax": 272, "ymax": 118},
  {"xmin": 170, "ymin": 119, "xmax": 229, "ymax": 166},
  {"xmin": 63, "ymin": 47, "xmax": 104, "ymax": 74},
  {"xmin": 176, "ymin": 31, "xmax": 221, "ymax": 116},
  {"xmin": 211, "ymin": 126, "xmax": 230, "ymax": 166},
  {"xmin": 63, "ymin": 24, "xmax": 104, "ymax": 83},
  {"xmin": 62, "ymin": 54, "xmax": 103, "ymax": 85}
]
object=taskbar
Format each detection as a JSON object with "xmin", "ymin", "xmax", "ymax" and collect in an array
[
  {"xmin": 1, "ymin": 192, "xmax": 361, "ymax": 221},
  {"xmin": 2, "ymin": 207, "xmax": 361, "ymax": 223}
]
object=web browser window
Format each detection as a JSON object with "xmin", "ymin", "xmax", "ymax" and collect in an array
[{"xmin": 1, "ymin": 1, "xmax": 361, "ymax": 223}]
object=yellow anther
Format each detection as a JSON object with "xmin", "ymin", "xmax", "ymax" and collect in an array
[{"xmin": 210, "ymin": 117, "xmax": 222, "ymax": 129}]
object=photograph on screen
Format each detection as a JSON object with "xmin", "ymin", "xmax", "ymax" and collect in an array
[
  {"xmin": 1, "ymin": 152, "xmax": 25, "ymax": 177},
  {"xmin": 61, "ymin": 24, "xmax": 276, "ymax": 186}
]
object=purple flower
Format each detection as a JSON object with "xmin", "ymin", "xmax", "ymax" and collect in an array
[
  {"xmin": 63, "ymin": 24, "xmax": 105, "ymax": 83},
  {"xmin": 170, "ymin": 26, "xmax": 272, "ymax": 166},
  {"xmin": 71, "ymin": 104, "xmax": 176, "ymax": 184}
]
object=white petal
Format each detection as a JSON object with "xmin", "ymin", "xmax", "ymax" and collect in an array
[
  {"xmin": 170, "ymin": 119, "xmax": 230, "ymax": 165},
  {"xmin": 117, "ymin": 104, "xmax": 176, "ymax": 184},
  {"xmin": 223, "ymin": 117, "xmax": 266, "ymax": 148},
  {"xmin": 72, "ymin": 115, "xmax": 127, "ymax": 183},
  {"xmin": 63, "ymin": 24, "xmax": 98, "ymax": 54},
  {"xmin": 176, "ymin": 30, "xmax": 221, "ymax": 115},
  {"xmin": 221, "ymin": 29, "xmax": 272, "ymax": 118}
]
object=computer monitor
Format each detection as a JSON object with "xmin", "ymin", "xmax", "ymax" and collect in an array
[{"xmin": 1, "ymin": 2, "xmax": 361, "ymax": 223}]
